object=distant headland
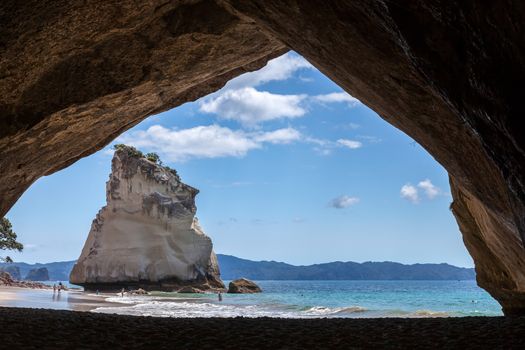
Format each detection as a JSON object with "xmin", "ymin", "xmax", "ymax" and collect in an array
[{"xmin": 1, "ymin": 254, "xmax": 475, "ymax": 282}]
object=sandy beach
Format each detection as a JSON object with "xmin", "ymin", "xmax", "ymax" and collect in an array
[
  {"xmin": 0, "ymin": 285, "xmax": 121, "ymax": 312},
  {"xmin": 0, "ymin": 306, "xmax": 524, "ymax": 349}
]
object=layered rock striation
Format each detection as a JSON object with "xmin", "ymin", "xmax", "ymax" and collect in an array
[{"xmin": 70, "ymin": 146, "xmax": 224, "ymax": 291}]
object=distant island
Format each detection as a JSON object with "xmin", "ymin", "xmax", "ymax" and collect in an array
[
  {"xmin": 1, "ymin": 254, "xmax": 475, "ymax": 281},
  {"xmin": 0, "ymin": 261, "xmax": 76, "ymax": 281}
]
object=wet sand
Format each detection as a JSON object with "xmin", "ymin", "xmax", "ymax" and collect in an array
[
  {"xmin": 0, "ymin": 307, "xmax": 524, "ymax": 349},
  {"xmin": 0, "ymin": 286, "xmax": 122, "ymax": 312}
]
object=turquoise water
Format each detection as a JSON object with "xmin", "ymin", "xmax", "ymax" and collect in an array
[
  {"xmin": 94, "ymin": 280, "xmax": 503, "ymax": 318},
  {"xmin": 38, "ymin": 281, "xmax": 77, "ymax": 288}
]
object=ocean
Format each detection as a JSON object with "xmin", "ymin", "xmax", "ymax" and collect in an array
[{"xmin": 92, "ymin": 280, "xmax": 503, "ymax": 318}]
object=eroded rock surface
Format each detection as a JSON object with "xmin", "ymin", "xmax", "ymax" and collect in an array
[
  {"xmin": 69, "ymin": 147, "xmax": 224, "ymax": 290},
  {"xmin": 228, "ymin": 278, "xmax": 262, "ymax": 294},
  {"xmin": 0, "ymin": 0, "xmax": 286, "ymax": 217},
  {"xmin": 222, "ymin": 0, "xmax": 525, "ymax": 315},
  {"xmin": 2, "ymin": 0, "xmax": 525, "ymax": 313}
]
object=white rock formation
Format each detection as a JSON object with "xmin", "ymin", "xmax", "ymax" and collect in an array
[{"xmin": 70, "ymin": 146, "xmax": 223, "ymax": 290}]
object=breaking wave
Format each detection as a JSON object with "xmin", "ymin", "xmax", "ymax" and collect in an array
[{"xmin": 94, "ymin": 296, "xmax": 370, "ymax": 319}]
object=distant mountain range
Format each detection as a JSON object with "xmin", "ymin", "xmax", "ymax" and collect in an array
[
  {"xmin": 1, "ymin": 255, "xmax": 475, "ymax": 281},
  {"xmin": 216, "ymin": 255, "xmax": 476, "ymax": 280}
]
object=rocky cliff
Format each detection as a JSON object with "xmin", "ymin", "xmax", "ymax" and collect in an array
[
  {"xmin": 70, "ymin": 146, "xmax": 223, "ymax": 291},
  {"xmin": 0, "ymin": 265, "xmax": 21, "ymax": 280}
]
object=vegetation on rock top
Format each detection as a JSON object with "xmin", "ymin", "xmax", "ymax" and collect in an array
[
  {"xmin": 113, "ymin": 144, "xmax": 179, "ymax": 178},
  {"xmin": 0, "ymin": 217, "xmax": 23, "ymax": 263}
]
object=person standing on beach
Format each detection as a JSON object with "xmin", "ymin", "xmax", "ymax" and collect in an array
[
  {"xmin": 121, "ymin": 288, "xmax": 125, "ymax": 297},
  {"xmin": 53, "ymin": 284, "xmax": 56, "ymax": 293},
  {"xmin": 218, "ymin": 291, "xmax": 223, "ymax": 302}
]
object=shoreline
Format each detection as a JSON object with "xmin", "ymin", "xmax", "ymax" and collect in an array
[
  {"xmin": 1, "ymin": 283, "xmax": 502, "ymax": 319},
  {"xmin": 0, "ymin": 285, "xmax": 125, "ymax": 312},
  {"xmin": 0, "ymin": 306, "xmax": 524, "ymax": 349}
]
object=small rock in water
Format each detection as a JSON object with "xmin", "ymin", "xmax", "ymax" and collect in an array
[
  {"xmin": 178, "ymin": 286, "xmax": 204, "ymax": 293},
  {"xmin": 130, "ymin": 288, "xmax": 149, "ymax": 295},
  {"xmin": 228, "ymin": 278, "xmax": 262, "ymax": 294}
]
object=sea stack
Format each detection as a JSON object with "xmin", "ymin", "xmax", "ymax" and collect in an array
[{"xmin": 70, "ymin": 145, "xmax": 224, "ymax": 291}]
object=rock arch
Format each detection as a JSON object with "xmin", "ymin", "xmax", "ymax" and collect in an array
[{"xmin": 1, "ymin": 0, "xmax": 524, "ymax": 314}]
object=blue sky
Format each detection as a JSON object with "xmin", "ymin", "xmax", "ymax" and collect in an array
[{"xmin": 6, "ymin": 52, "xmax": 473, "ymax": 267}]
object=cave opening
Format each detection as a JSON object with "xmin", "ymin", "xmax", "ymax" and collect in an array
[
  {"xmin": 2, "ymin": 0, "xmax": 525, "ymax": 321},
  {"xmin": 2, "ymin": 52, "xmax": 502, "ymax": 317}
]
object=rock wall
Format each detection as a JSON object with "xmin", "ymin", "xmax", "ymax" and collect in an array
[
  {"xmin": 221, "ymin": 0, "xmax": 525, "ymax": 315},
  {"xmin": 0, "ymin": 0, "xmax": 285, "ymax": 217},
  {"xmin": 70, "ymin": 147, "xmax": 224, "ymax": 290},
  {"xmin": 2, "ymin": 0, "xmax": 525, "ymax": 313}
]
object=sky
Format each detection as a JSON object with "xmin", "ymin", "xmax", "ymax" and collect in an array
[{"xmin": 5, "ymin": 52, "xmax": 473, "ymax": 267}]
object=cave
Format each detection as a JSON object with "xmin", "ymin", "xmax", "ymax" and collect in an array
[{"xmin": 1, "ymin": 0, "xmax": 525, "ymax": 316}]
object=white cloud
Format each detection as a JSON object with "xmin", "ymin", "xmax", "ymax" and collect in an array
[
  {"xmin": 357, "ymin": 135, "xmax": 382, "ymax": 143},
  {"xmin": 302, "ymin": 137, "xmax": 363, "ymax": 155},
  {"xmin": 253, "ymin": 127, "xmax": 302, "ymax": 144},
  {"xmin": 329, "ymin": 195, "xmax": 360, "ymax": 209},
  {"xmin": 199, "ymin": 87, "xmax": 307, "ymax": 127},
  {"xmin": 314, "ymin": 147, "xmax": 333, "ymax": 156},
  {"xmin": 119, "ymin": 125, "xmax": 258, "ymax": 160},
  {"xmin": 101, "ymin": 148, "xmax": 115, "ymax": 156},
  {"xmin": 337, "ymin": 139, "xmax": 363, "ymax": 149},
  {"xmin": 199, "ymin": 54, "xmax": 360, "ymax": 128},
  {"xmin": 225, "ymin": 53, "xmax": 313, "ymax": 89},
  {"xmin": 212, "ymin": 181, "xmax": 254, "ymax": 189},
  {"xmin": 314, "ymin": 92, "xmax": 361, "ymax": 107},
  {"xmin": 400, "ymin": 184, "xmax": 419, "ymax": 203},
  {"xmin": 117, "ymin": 125, "xmax": 303, "ymax": 162},
  {"xmin": 299, "ymin": 76, "xmax": 314, "ymax": 83},
  {"xmin": 417, "ymin": 179, "xmax": 440, "ymax": 199}
]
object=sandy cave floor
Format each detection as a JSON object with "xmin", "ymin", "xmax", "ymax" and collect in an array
[{"xmin": 1, "ymin": 307, "xmax": 525, "ymax": 349}]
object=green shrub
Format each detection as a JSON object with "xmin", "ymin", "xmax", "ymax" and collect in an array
[
  {"xmin": 164, "ymin": 166, "xmax": 180, "ymax": 179},
  {"xmin": 145, "ymin": 152, "xmax": 161, "ymax": 165},
  {"xmin": 113, "ymin": 144, "xmax": 144, "ymax": 158},
  {"xmin": 0, "ymin": 217, "xmax": 23, "ymax": 263},
  {"xmin": 113, "ymin": 145, "xmax": 180, "ymax": 178}
]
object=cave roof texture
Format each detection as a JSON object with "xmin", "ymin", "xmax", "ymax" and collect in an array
[{"xmin": 1, "ymin": 0, "xmax": 524, "ymax": 314}]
